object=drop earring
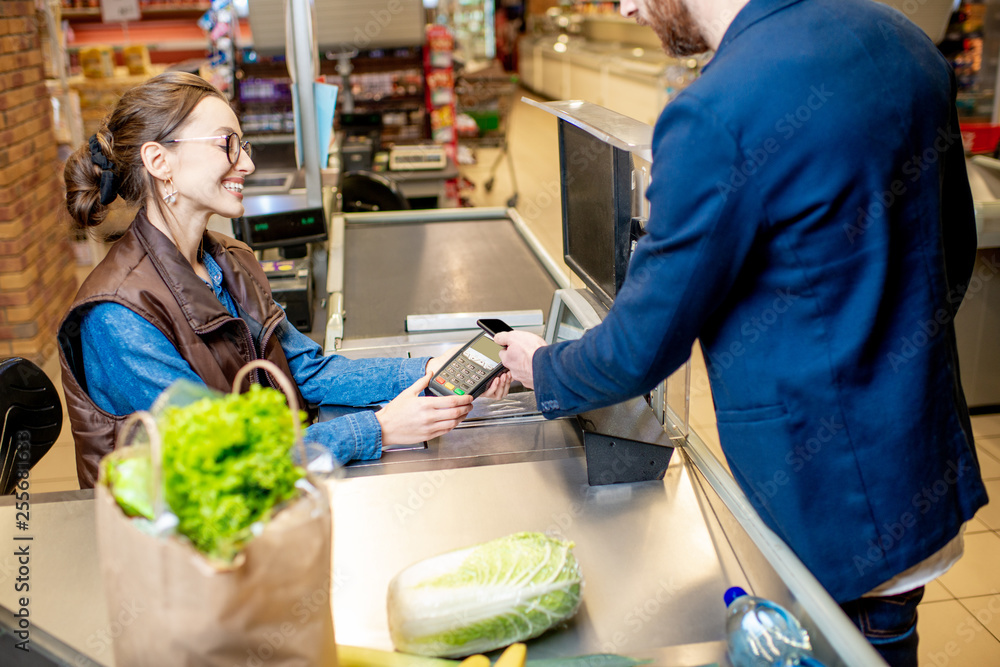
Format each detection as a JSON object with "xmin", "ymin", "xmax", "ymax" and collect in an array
[{"xmin": 162, "ymin": 178, "xmax": 177, "ymax": 205}]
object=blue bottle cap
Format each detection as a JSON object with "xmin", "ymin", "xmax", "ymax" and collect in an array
[{"xmin": 724, "ymin": 586, "xmax": 748, "ymax": 607}]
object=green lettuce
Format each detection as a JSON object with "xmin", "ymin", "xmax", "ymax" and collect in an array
[
  {"xmin": 106, "ymin": 454, "xmax": 154, "ymax": 520},
  {"xmin": 388, "ymin": 532, "xmax": 584, "ymax": 658},
  {"xmin": 106, "ymin": 384, "xmax": 307, "ymax": 562},
  {"xmin": 159, "ymin": 384, "xmax": 306, "ymax": 562}
]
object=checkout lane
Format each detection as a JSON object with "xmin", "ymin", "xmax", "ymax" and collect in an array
[
  {"xmin": 0, "ymin": 102, "xmax": 889, "ymax": 666},
  {"xmin": 0, "ymin": 410, "xmax": 883, "ymax": 666}
]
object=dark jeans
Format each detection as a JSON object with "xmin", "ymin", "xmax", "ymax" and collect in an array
[{"xmin": 840, "ymin": 586, "xmax": 925, "ymax": 667}]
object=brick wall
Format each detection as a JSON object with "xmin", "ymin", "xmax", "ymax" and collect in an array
[{"xmin": 0, "ymin": 1, "xmax": 78, "ymax": 364}]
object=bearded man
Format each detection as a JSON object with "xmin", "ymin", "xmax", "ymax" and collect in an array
[{"xmin": 496, "ymin": 2, "xmax": 988, "ymax": 664}]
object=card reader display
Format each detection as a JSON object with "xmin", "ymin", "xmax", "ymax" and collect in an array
[{"xmin": 430, "ymin": 335, "xmax": 505, "ymax": 397}]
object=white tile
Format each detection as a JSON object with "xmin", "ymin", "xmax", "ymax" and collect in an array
[
  {"xmin": 30, "ymin": 442, "xmax": 78, "ymax": 483},
  {"xmin": 689, "ymin": 344, "xmax": 711, "ymax": 385},
  {"xmin": 923, "ymin": 579, "xmax": 954, "ymax": 602},
  {"xmin": 976, "ymin": 445, "xmax": 1000, "ymax": 481},
  {"xmin": 966, "ymin": 517, "xmax": 993, "ymax": 534},
  {"xmin": 958, "ymin": 594, "xmax": 1000, "ymax": 644},
  {"xmin": 978, "ymin": 437, "xmax": 1000, "ymax": 466},
  {"xmin": 974, "ymin": 480, "xmax": 1000, "ymax": 531},
  {"xmin": 689, "ymin": 398, "xmax": 718, "ymax": 430},
  {"xmin": 918, "ymin": 600, "xmax": 1000, "ymax": 667},
  {"xmin": 938, "ymin": 532, "xmax": 1000, "ymax": 599},
  {"xmin": 972, "ymin": 415, "xmax": 1000, "ymax": 441},
  {"xmin": 687, "ymin": 425, "xmax": 728, "ymax": 474}
]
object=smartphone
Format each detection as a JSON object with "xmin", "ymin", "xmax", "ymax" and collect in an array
[{"xmin": 427, "ymin": 319, "xmax": 513, "ymax": 398}]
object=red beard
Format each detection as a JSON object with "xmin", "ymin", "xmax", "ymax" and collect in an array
[{"xmin": 638, "ymin": 0, "xmax": 710, "ymax": 56}]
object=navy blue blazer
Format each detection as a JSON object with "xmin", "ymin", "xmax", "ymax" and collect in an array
[{"xmin": 533, "ymin": 0, "xmax": 989, "ymax": 602}]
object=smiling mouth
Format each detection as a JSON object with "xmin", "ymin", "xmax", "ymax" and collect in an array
[{"xmin": 223, "ymin": 182, "xmax": 244, "ymax": 194}]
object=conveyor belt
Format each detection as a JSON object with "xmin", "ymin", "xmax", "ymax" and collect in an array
[{"xmin": 343, "ymin": 217, "xmax": 558, "ymax": 339}]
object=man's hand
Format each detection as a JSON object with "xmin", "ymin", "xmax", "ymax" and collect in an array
[
  {"xmin": 376, "ymin": 372, "xmax": 473, "ymax": 447},
  {"xmin": 494, "ymin": 330, "xmax": 546, "ymax": 389}
]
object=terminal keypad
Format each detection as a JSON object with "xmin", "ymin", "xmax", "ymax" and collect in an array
[{"xmin": 433, "ymin": 347, "xmax": 497, "ymax": 396}]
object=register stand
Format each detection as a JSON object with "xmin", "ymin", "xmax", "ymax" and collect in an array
[{"xmin": 0, "ymin": 102, "xmax": 884, "ymax": 665}]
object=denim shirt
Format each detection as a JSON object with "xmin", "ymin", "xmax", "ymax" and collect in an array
[{"xmin": 80, "ymin": 252, "xmax": 430, "ymax": 465}]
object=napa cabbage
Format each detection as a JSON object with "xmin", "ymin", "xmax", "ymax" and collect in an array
[{"xmin": 387, "ymin": 532, "xmax": 584, "ymax": 658}]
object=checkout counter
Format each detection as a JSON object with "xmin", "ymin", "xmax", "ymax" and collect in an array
[
  {"xmin": 955, "ymin": 155, "xmax": 1000, "ymax": 411},
  {"xmin": 0, "ymin": 103, "xmax": 885, "ymax": 666}
]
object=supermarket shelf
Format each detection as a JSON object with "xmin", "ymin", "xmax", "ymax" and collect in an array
[
  {"xmin": 65, "ymin": 18, "xmax": 252, "ymax": 53},
  {"xmin": 62, "ymin": 4, "xmax": 210, "ymax": 21}
]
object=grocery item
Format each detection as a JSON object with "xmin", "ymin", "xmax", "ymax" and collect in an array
[
  {"xmin": 388, "ymin": 532, "xmax": 584, "ymax": 658},
  {"xmin": 337, "ymin": 644, "xmax": 652, "ymax": 667},
  {"xmin": 159, "ymin": 384, "xmax": 307, "ymax": 562},
  {"xmin": 95, "ymin": 362, "xmax": 336, "ymax": 665},
  {"xmin": 494, "ymin": 643, "xmax": 527, "ymax": 667},
  {"xmin": 724, "ymin": 587, "xmax": 826, "ymax": 667},
  {"xmin": 123, "ymin": 44, "xmax": 151, "ymax": 75},
  {"xmin": 458, "ymin": 656, "xmax": 492, "ymax": 667},
  {"xmin": 80, "ymin": 45, "xmax": 114, "ymax": 78},
  {"xmin": 106, "ymin": 383, "xmax": 307, "ymax": 563}
]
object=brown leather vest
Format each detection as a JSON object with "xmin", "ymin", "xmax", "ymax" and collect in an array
[{"xmin": 59, "ymin": 210, "xmax": 304, "ymax": 488}]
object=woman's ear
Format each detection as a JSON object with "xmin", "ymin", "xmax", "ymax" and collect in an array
[{"xmin": 140, "ymin": 141, "xmax": 171, "ymax": 182}]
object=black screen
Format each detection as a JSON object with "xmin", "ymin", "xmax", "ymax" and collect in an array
[
  {"xmin": 558, "ymin": 121, "xmax": 633, "ymax": 308},
  {"xmin": 237, "ymin": 195, "xmax": 328, "ymax": 251},
  {"xmin": 246, "ymin": 211, "xmax": 325, "ymax": 246}
]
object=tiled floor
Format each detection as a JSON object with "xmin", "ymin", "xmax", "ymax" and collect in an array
[
  {"xmin": 920, "ymin": 421, "xmax": 1000, "ymax": 667},
  {"xmin": 26, "ymin": 89, "xmax": 1000, "ymax": 664}
]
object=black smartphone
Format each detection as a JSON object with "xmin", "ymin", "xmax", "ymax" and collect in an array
[
  {"xmin": 427, "ymin": 319, "xmax": 512, "ymax": 398},
  {"xmin": 476, "ymin": 318, "xmax": 513, "ymax": 337}
]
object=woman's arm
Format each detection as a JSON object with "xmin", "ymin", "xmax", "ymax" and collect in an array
[
  {"xmin": 80, "ymin": 302, "xmax": 392, "ymax": 463},
  {"xmin": 275, "ymin": 319, "xmax": 431, "ymax": 406},
  {"xmin": 80, "ymin": 302, "xmax": 204, "ymax": 415}
]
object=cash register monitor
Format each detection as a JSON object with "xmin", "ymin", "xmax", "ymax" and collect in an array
[
  {"xmin": 558, "ymin": 120, "xmax": 635, "ymax": 310},
  {"xmin": 234, "ymin": 193, "xmax": 326, "ymax": 331},
  {"xmin": 235, "ymin": 193, "xmax": 328, "ymax": 254}
]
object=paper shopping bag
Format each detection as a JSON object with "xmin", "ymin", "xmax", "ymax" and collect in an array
[{"xmin": 94, "ymin": 360, "xmax": 337, "ymax": 666}]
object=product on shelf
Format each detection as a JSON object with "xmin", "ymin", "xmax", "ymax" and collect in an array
[
  {"xmin": 69, "ymin": 66, "xmax": 166, "ymax": 137},
  {"xmin": 122, "ymin": 44, "xmax": 151, "ymax": 75},
  {"xmin": 322, "ymin": 46, "xmax": 428, "ymax": 147},
  {"xmin": 80, "ymin": 45, "xmax": 115, "ymax": 78},
  {"xmin": 425, "ymin": 25, "xmax": 457, "ymax": 153}
]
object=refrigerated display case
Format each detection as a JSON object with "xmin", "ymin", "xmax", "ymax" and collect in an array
[{"xmin": 438, "ymin": 0, "xmax": 496, "ymax": 64}]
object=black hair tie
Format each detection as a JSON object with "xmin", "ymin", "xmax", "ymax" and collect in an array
[{"xmin": 89, "ymin": 135, "xmax": 119, "ymax": 206}]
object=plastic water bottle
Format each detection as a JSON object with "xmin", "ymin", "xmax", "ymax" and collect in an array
[{"xmin": 724, "ymin": 587, "xmax": 827, "ymax": 667}]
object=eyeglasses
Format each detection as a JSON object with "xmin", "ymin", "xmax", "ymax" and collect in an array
[{"xmin": 162, "ymin": 132, "xmax": 252, "ymax": 165}]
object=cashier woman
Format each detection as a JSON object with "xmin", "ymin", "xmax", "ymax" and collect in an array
[
  {"xmin": 497, "ymin": 1, "xmax": 987, "ymax": 665},
  {"xmin": 58, "ymin": 72, "xmax": 510, "ymax": 489}
]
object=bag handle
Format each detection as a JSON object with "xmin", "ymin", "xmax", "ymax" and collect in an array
[
  {"xmin": 116, "ymin": 410, "xmax": 166, "ymax": 521},
  {"xmin": 231, "ymin": 359, "xmax": 308, "ymax": 466}
]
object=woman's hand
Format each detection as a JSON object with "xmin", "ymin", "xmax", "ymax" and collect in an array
[
  {"xmin": 478, "ymin": 371, "xmax": 512, "ymax": 400},
  {"xmin": 426, "ymin": 345, "xmax": 462, "ymax": 376},
  {"xmin": 376, "ymin": 371, "xmax": 473, "ymax": 447}
]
